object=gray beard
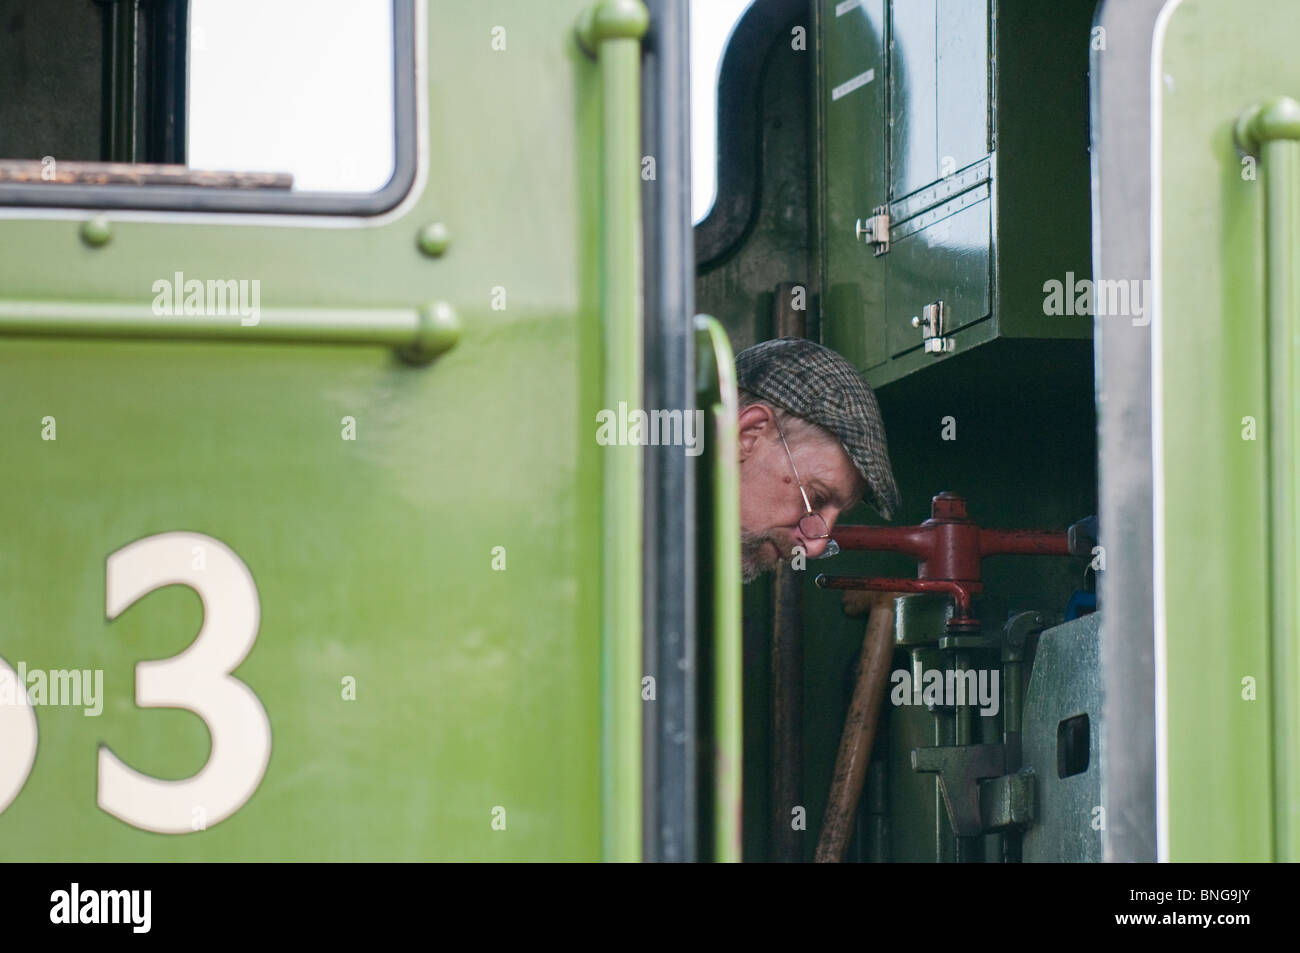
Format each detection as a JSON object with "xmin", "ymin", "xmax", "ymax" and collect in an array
[{"xmin": 740, "ymin": 530, "xmax": 781, "ymax": 584}]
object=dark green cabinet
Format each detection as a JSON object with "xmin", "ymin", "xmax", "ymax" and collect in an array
[{"xmin": 818, "ymin": 0, "xmax": 1093, "ymax": 388}]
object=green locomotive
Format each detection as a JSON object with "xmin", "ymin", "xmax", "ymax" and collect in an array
[{"xmin": 0, "ymin": 0, "xmax": 1293, "ymax": 862}]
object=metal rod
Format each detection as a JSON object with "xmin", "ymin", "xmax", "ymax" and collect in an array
[
  {"xmin": 697, "ymin": 315, "xmax": 744, "ymax": 863},
  {"xmin": 1236, "ymin": 96, "xmax": 1300, "ymax": 863},
  {"xmin": 577, "ymin": 0, "xmax": 651, "ymax": 864},
  {"xmin": 771, "ymin": 563, "xmax": 803, "ymax": 861},
  {"xmin": 954, "ymin": 648, "xmax": 975, "ymax": 862},
  {"xmin": 639, "ymin": 0, "xmax": 697, "ymax": 865},
  {"xmin": 770, "ymin": 280, "xmax": 806, "ymax": 862},
  {"xmin": 0, "ymin": 300, "xmax": 460, "ymax": 362}
]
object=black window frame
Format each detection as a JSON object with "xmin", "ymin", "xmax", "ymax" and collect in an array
[{"xmin": 0, "ymin": 0, "xmax": 418, "ymax": 217}]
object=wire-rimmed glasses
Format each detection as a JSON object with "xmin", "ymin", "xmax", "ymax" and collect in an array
[{"xmin": 773, "ymin": 416, "xmax": 841, "ymax": 559}]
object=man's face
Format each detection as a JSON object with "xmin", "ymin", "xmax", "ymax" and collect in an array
[{"xmin": 737, "ymin": 403, "xmax": 864, "ymax": 583}]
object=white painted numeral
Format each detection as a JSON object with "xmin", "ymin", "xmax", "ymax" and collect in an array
[
  {"xmin": 0, "ymin": 656, "xmax": 38, "ymax": 814},
  {"xmin": 99, "ymin": 532, "xmax": 271, "ymax": 833}
]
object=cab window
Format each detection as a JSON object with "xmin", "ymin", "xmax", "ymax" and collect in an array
[{"xmin": 0, "ymin": 0, "xmax": 414, "ymax": 214}]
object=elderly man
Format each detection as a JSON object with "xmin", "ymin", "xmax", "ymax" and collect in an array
[{"xmin": 733, "ymin": 338, "xmax": 900, "ymax": 583}]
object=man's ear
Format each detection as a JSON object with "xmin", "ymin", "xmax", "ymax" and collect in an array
[{"xmin": 737, "ymin": 403, "xmax": 774, "ymax": 462}]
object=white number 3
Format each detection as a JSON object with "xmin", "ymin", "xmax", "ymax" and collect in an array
[{"xmin": 99, "ymin": 531, "xmax": 271, "ymax": 833}]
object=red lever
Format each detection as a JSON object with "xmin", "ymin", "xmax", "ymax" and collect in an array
[{"xmin": 815, "ymin": 492, "xmax": 1072, "ymax": 631}]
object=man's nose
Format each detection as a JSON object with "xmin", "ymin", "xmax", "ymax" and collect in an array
[
  {"xmin": 800, "ymin": 508, "xmax": 842, "ymax": 558},
  {"xmin": 803, "ymin": 536, "xmax": 831, "ymax": 559}
]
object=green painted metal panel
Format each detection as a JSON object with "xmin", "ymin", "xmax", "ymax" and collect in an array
[
  {"xmin": 820, "ymin": 0, "xmax": 888, "ymax": 374},
  {"xmin": 989, "ymin": 0, "xmax": 1093, "ymax": 343},
  {"xmin": 0, "ymin": 0, "xmax": 620, "ymax": 860},
  {"xmin": 1155, "ymin": 0, "xmax": 1298, "ymax": 861},
  {"xmin": 888, "ymin": 0, "xmax": 938, "ymax": 198},
  {"xmin": 936, "ymin": 0, "xmax": 989, "ymax": 178},
  {"xmin": 885, "ymin": 196, "xmax": 991, "ymax": 356},
  {"xmin": 892, "ymin": 0, "xmax": 988, "ymax": 197}
]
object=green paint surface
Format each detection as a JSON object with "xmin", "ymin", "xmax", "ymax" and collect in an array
[
  {"xmin": 1156, "ymin": 0, "xmax": 1294, "ymax": 861},
  {"xmin": 0, "ymin": 0, "xmax": 610, "ymax": 860}
]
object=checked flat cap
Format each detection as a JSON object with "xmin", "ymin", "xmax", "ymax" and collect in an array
[{"xmin": 735, "ymin": 337, "xmax": 901, "ymax": 520}]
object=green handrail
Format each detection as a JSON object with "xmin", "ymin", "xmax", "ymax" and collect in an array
[
  {"xmin": 1236, "ymin": 95, "xmax": 1300, "ymax": 863},
  {"xmin": 696, "ymin": 314, "xmax": 743, "ymax": 863},
  {"xmin": 0, "ymin": 300, "xmax": 461, "ymax": 363},
  {"xmin": 576, "ymin": 0, "xmax": 649, "ymax": 864}
]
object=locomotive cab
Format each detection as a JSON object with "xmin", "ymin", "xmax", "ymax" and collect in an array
[
  {"xmin": 689, "ymin": 0, "xmax": 1101, "ymax": 863},
  {"xmin": 684, "ymin": 0, "xmax": 1300, "ymax": 864}
]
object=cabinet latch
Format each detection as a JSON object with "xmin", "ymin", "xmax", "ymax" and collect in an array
[
  {"xmin": 911, "ymin": 300, "xmax": 955, "ymax": 354},
  {"xmin": 854, "ymin": 205, "xmax": 890, "ymax": 256}
]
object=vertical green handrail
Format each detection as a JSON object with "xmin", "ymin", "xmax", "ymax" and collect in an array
[
  {"xmin": 696, "ymin": 314, "xmax": 743, "ymax": 862},
  {"xmin": 576, "ymin": 0, "xmax": 649, "ymax": 864},
  {"xmin": 1236, "ymin": 96, "xmax": 1300, "ymax": 863}
]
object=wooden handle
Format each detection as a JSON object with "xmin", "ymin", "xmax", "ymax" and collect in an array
[{"xmin": 815, "ymin": 593, "xmax": 896, "ymax": 862}]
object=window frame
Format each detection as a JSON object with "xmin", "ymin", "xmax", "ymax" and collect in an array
[{"xmin": 0, "ymin": 0, "xmax": 417, "ymax": 217}]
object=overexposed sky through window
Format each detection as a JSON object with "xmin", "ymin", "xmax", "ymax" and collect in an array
[
  {"xmin": 691, "ymin": 0, "xmax": 754, "ymax": 224},
  {"xmin": 188, "ymin": 0, "xmax": 394, "ymax": 193},
  {"xmin": 189, "ymin": 1, "xmax": 751, "ymax": 205}
]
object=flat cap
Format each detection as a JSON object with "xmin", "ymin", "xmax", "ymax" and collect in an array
[{"xmin": 734, "ymin": 337, "xmax": 900, "ymax": 520}]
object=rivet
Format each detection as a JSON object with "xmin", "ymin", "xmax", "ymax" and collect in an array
[
  {"xmin": 417, "ymin": 222, "xmax": 451, "ymax": 257},
  {"xmin": 81, "ymin": 216, "xmax": 112, "ymax": 248}
]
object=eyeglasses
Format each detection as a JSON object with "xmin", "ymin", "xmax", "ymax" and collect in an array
[{"xmin": 773, "ymin": 416, "xmax": 840, "ymax": 560}]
